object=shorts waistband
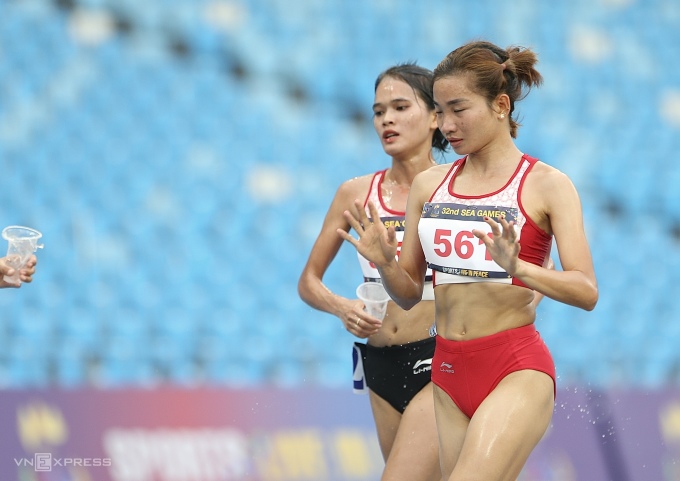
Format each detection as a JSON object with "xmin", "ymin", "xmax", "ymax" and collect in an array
[
  {"xmin": 366, "ymin": 336, "xmax": 435, "ymax": 354},
  {"xmin": 435, "ymin": 323, "xmax": 537, "ymax": 353}
]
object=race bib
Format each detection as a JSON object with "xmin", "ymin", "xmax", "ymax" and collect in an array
[{"xmin": 419, "ymin": 203, "xmax": 519, "ymax": 280}]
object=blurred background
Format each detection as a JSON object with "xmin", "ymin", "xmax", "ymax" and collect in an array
[
  {"xmin": 2, "ymin": 0, "xmax": 679, "ymax": 391},
  {"xmin": 0, "ymin": 0, "xmax": 679, "ymax": 477}
]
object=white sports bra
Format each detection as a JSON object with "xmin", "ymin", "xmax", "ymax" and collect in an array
[{"xmin": 357, "ymin": 170, "xmax": 435, "ymax": 301}]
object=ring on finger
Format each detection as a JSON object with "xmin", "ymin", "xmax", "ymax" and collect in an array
[{"xmin": 355, "ymin": 318, "xmax": 360, "ymax": 327}]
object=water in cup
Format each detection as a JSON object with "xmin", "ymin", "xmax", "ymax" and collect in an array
[
  {"xmin": 2, "ymin": 226, "xmax": 43, "ymax": 284},
  {"xmin": 356, "ymin": 281, "xmax": 391, "ymax": 320}
]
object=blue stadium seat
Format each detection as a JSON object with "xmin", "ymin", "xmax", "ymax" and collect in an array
[
  {"xmin": 2, "ymin": 0, "xmax": 679, "ymax": 389},
  {"xmin": 96, "ymin": 334, "xmax": 158, "ymax": 387},
  {"xmin": 5, "ymin": 338, "xmax": 50, "ymax": 387},
  {"xmin": 53, "ymin": 339, "xmax": 91, "ymax": 387},
  {"xmin": 60, "ymin": 313, "xmax": 103, "ymax": 355}
]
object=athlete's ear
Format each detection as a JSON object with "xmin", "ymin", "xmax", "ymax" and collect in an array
[{"xmin": 494, "ymin": 94, "xmax": 511, "ymax": 117}]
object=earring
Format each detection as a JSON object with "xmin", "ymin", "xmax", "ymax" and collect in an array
[{"xmin": 500, "ymin": 113, "xmax": 505, "ymax": 119}]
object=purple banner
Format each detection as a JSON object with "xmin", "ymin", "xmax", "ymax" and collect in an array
[
  {"xmin": 605, "ymin": 390, "xmax": 680, "ymax": 480},
  {"xmin": 0, "ymin": 387, "xmax": 676, "ymax": 481}
]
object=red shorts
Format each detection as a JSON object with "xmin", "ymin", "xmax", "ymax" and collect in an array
[{"xmin": 431, "ymin": 323, "xmax": 556, "ymax": 419}]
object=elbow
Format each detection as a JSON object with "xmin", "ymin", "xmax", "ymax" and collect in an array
[
  {"xmin": 392, "ymin": 289, "xmax": 423, "ymax": 311},
  {"xmin": 396, "ymin": 298, "xmax": 420, "ymax": 311},
  {"xmin": 381, "ymin": 275, "xmax": 423, "ymax": 310},
  {"xmin": 581, "ymin": 285, "xmax": 599, "ymax": 311},
  {"xmin": 297, "ymin": 276, "xmax": 310, "ymax": 303}
]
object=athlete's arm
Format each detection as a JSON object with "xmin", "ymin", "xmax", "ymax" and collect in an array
[
  {"xmin": 476, "ymin": 169, "xmax": 598, "ymax": 310},
  {"xmin": 339, "ymin": 170, "xmax": 430, "ymax": 310},
  {"xmin": 299, "ymin": 178, "xmax": 382, "ymax": 336},
  {"xmin": 531, "ymin": 257, "xmax": 554, "ymax": 307},
  {"xmin": 381, "ymin": 170, "xmax": 431, "ymax": 309}
]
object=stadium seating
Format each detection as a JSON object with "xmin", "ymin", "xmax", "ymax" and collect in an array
[{"xmin": 0, "ymin": 0, "xmax": 678, "ymax": 389}]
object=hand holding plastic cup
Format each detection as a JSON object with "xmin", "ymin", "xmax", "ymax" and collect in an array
[
  {"xmin": 2, "ymin": 226, "xmax": 43, "ymax": 284},
  {"xmin": 356, "ymin": 281, "xmax": 391, "ymax": 320}
]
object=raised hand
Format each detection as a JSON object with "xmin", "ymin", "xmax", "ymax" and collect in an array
[
  {"xmin": 472, "ymin": 215, "xmax": 520, "ymax": 276},
  {"xmin": 337, "ymin": 199, "xmax": 399, "ymax": 269}
]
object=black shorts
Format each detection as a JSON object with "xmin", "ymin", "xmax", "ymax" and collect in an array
[{"xmin": 353, "ymin": 337, "xmax": 435, "ymax": 413}]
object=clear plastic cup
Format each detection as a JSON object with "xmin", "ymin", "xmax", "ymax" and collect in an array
[
  {"xmin": 356, "ymin": 281, "xmax": 390, "ymax": 320},
  {"xmin": 2, "ymin": 226, "xmax": 43, "ymax": 284}
]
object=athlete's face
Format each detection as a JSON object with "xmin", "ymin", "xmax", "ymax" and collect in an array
[
  {"xmin": 372, "ymin": 77, "xmax": 437, "ymax": 158},
  {"xmin": 433, "ymin": 74, "xmax": 502, "ymax": 155}
]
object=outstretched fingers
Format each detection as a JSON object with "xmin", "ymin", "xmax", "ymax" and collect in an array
[
  {"xmin": 337, "ymin": 199, "xmax": 369, "ymax": 247},
  {"xmin": 365, "ymin": 200, "xmax": 382, "ymax": 227},
  {"xmin": 338, "ymin": 199, "xmax": 381, "ymax": 240},
  {"xmin": 350, "ymin": 199, "xmax": 373, "ymax": 232},
  {"xmin": 473, "ymin": 216, "xmax": 515, "ymax": 241},
  {"xmin": 337, "ymin": 227, "xmax": 358, "ymax": 247},
  {"xmin": 472, "ymin": 216, "xmax": 497, "ymax": 245},
  {"xmin": 498, "ymin": 215, "xmax": 517, "ymax": 242},
  {"xmin": 471, "ymin": 215, "xmax": 521, "ymax": 276}
]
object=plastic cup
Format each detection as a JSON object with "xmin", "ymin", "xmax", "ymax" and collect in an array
[
  {"xmin": 2, "ymin": 226, "xmax": 43, "ymax": 284},
  {"xmin": 356, "ymin": 281, "xmax": 391, "ymax": 320}
]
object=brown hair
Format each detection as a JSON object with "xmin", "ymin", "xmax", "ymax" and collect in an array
[{"xmin": 433, "ymin": 41, "xmax": 543, "ymax": 138}]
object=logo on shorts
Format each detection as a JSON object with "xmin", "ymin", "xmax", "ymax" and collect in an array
[
  {"xmin": 439, "ymin": 362, "xmax": 455, "ymax": 374},
  {"xmin": 413, "ymin": 358, "xmax": 432, "ymax": 375}
]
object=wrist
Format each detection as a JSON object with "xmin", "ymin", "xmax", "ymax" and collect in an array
[
  {"xmin": 376, "ymin": 256, "xmax": 399, "ymax": 273},
  {"xmin": 510, "ymin": 259, "xmax": 527, "ymax": 279},
  {"xmin": 329, "ymin": 293, "xmax": 350, "ymax": 318}
]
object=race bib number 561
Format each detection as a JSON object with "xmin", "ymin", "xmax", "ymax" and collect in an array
[{"xmin": 419, "ymin": 203, "xmax": 519, "ymax": 279}]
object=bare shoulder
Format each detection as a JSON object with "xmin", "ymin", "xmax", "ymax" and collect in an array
[
  {"xmin": 414, "ymin": 163, "xmax": 451, "ymax": 186},
  {"xmin": 335, "ymin": 172, "xmax": 375, "ymax": 203},
  {"xmin": 420, "ymin": 162, "xmax": 452, "ymax": 177},
  {"xmin": 521, "ymin": 161, "xmax": 582, "ymax": 232},
  {"xmin": 528, "ymin": 161, "xmax": 577, "ymax": 194},
  {"xmin": 402, "ymin": 163, "xmax": 449, "ymax": 206}
]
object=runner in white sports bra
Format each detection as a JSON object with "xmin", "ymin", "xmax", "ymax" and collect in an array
[
  {"xmin": 299, "ymin": 63, "xmax": 448, "ymax": 481},
  {"xmin": 359, "ymin": 168, "xmax": 435, "ymax": 301}
]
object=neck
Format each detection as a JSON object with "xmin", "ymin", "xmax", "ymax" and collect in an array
[
  {"xmin": 465, "ymin": 141, "xmax": 523, "ymax": 177},
  {"xmin": 388, "ymin": 153, "xmax": 436, "ymax": 185}
]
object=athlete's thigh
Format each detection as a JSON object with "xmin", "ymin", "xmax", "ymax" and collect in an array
[
  {"xmin": 452, "ymin": 370, "xmax": 555, "ymax": 481},
  {"xmin": 381, "ymin": 383, "xmax": 441, "ymax": 481},
  {"xmin": 369, "ymin": 390, "xmax": 402, "ymax": 461},
  {"xmin": 432, "ymin": 384, "xmax": 469, "ymax": 480}
]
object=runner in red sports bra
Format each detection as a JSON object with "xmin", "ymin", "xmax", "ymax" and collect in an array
[
  {"xmin": 339, "ymin": 41, "xmax": 598, "ymax": 481},
  {"xmin": 419, "ymin": 154, "xmax": 552, "ymax": 289},
  {"xmin": 418, "ymin": 153, "xmax": 556, "ymax": 419}
]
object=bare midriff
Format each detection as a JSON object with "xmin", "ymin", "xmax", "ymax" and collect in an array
[
  {"xmin": 433, "ymin": 283, "xmax": 537, "ymax": 341},
  {"xmin": 367, "ymin": 299, "xmax": 435, "ymax": 348}
]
